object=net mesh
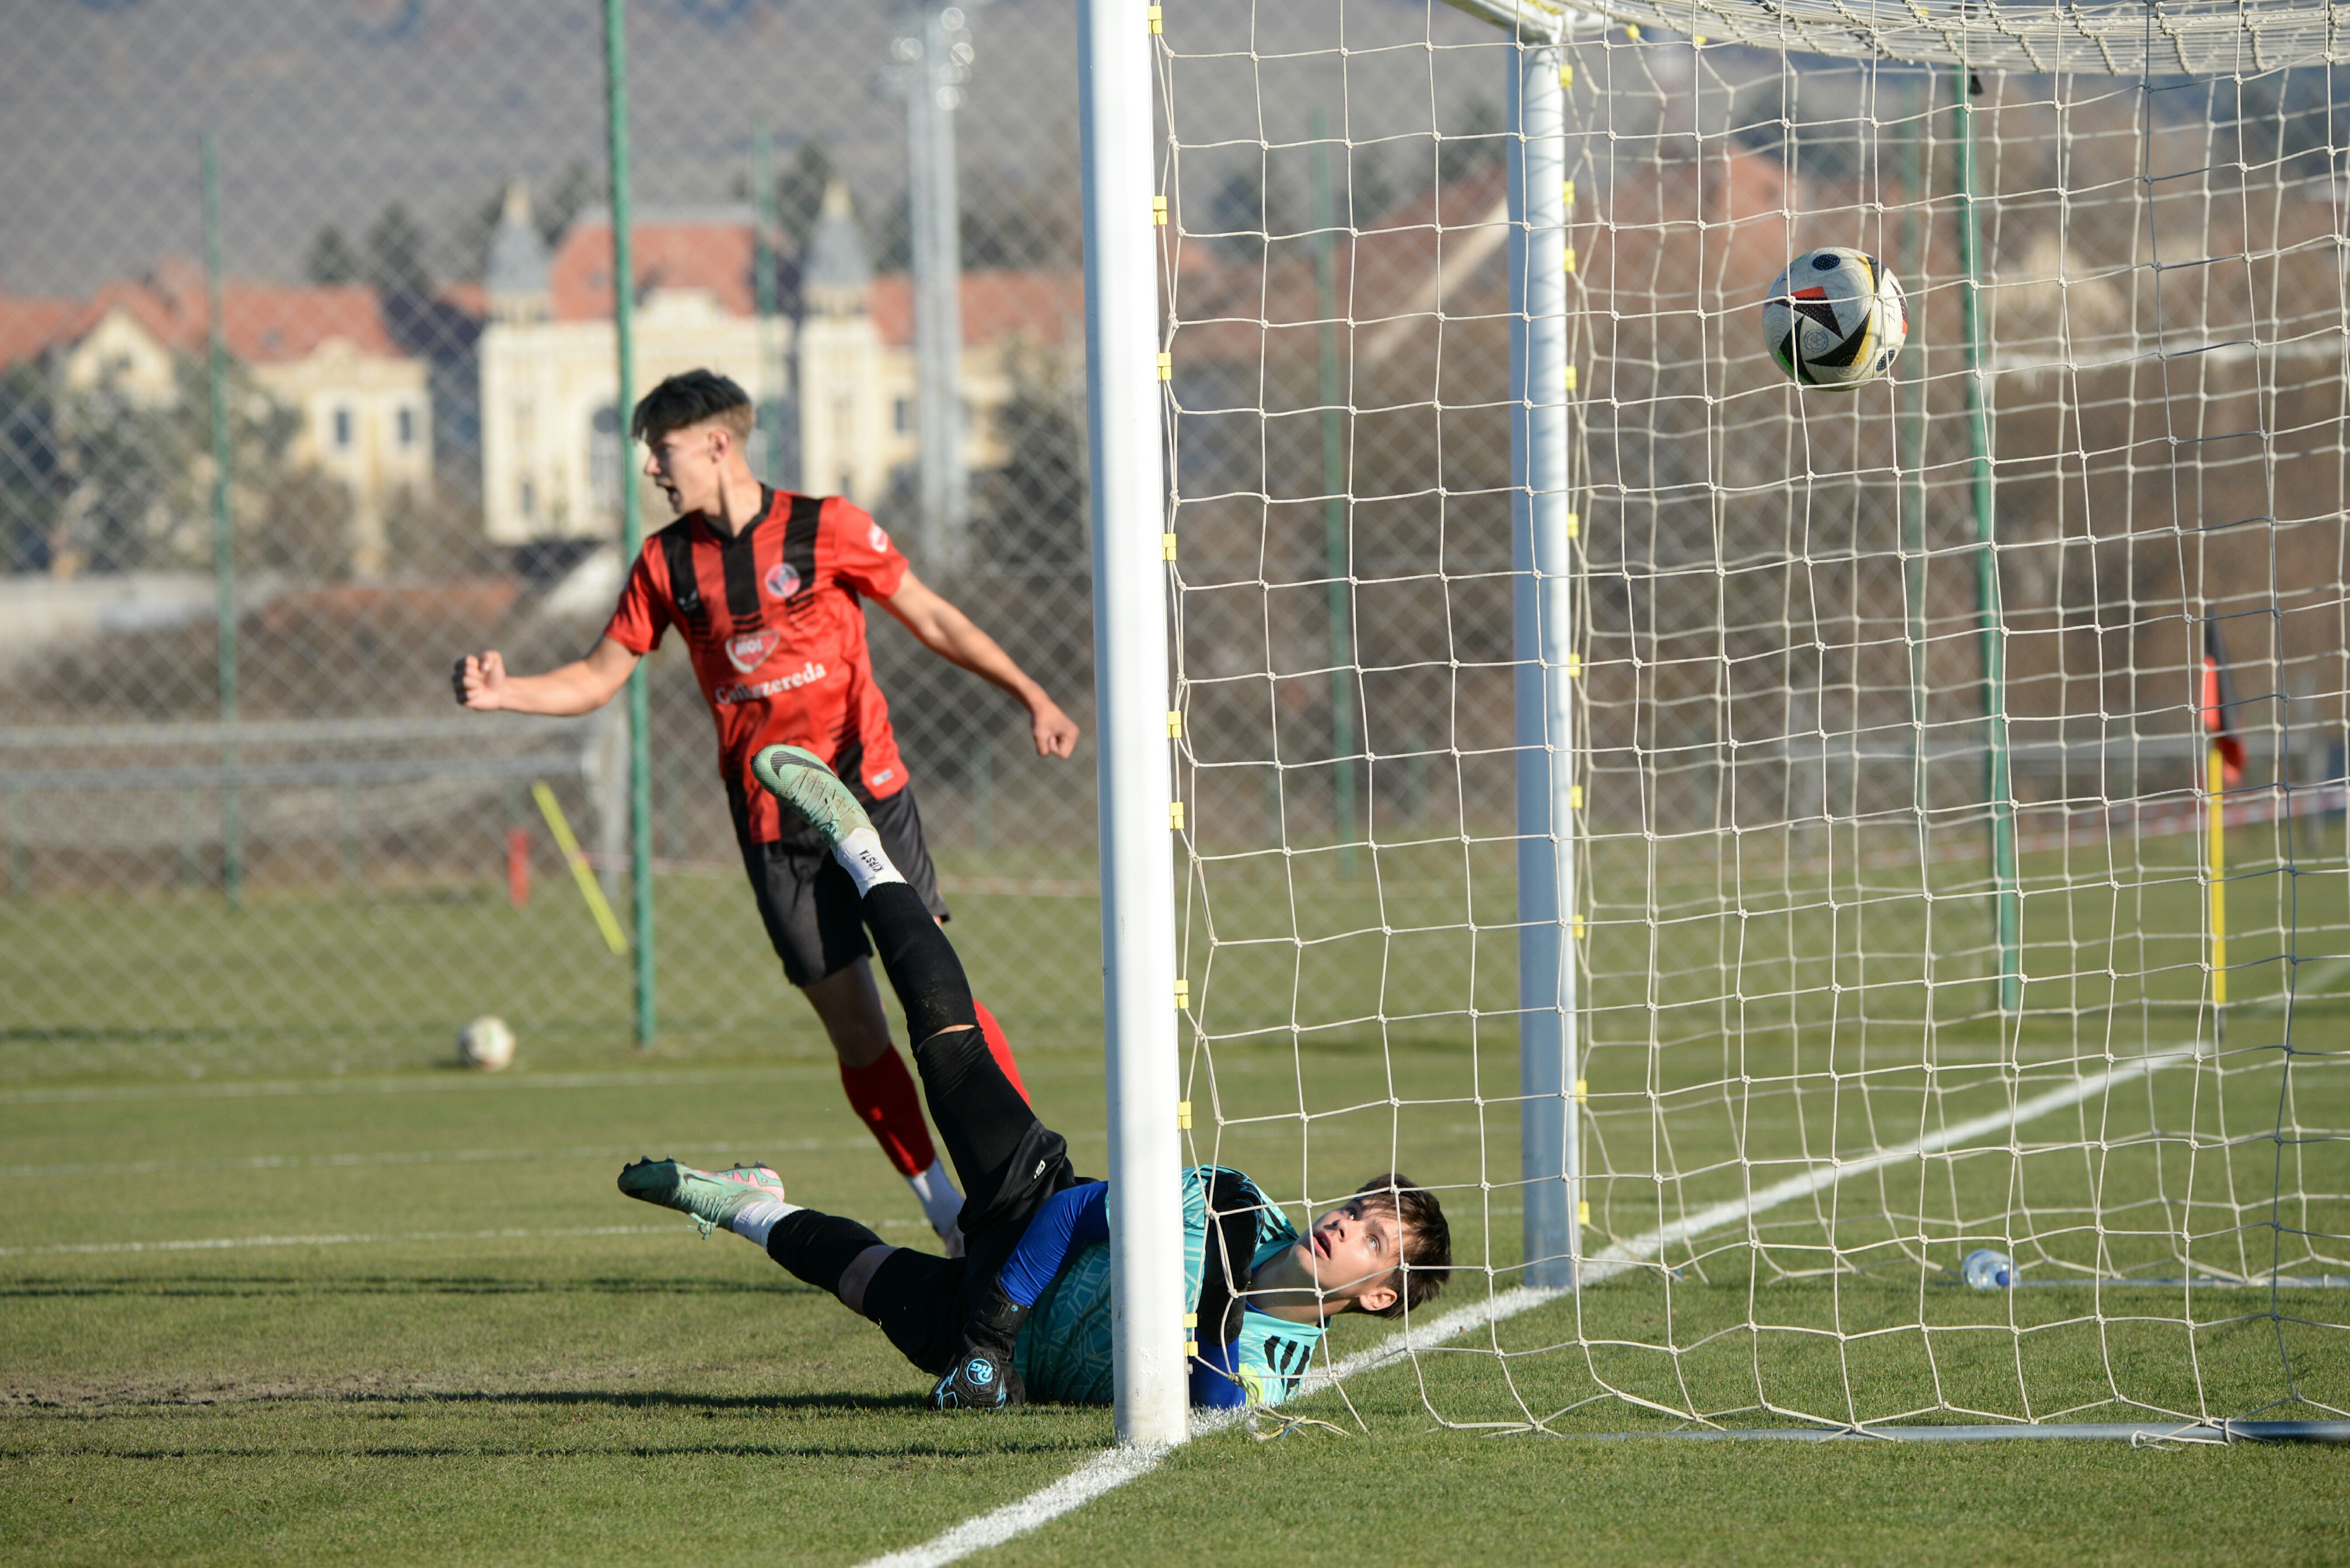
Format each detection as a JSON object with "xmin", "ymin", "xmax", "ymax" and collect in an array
[{"xmin": 1162, "ymin": 0, "xmax": 2346, "ymax": 1432}]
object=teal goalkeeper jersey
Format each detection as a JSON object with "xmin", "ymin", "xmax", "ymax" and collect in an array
[{"xmin": 1012, "ymin": 1167, "xmax": 1328, "ymax": 1407}]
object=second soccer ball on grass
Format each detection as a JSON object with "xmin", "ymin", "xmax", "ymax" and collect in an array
[
  {"xmin": 1762, "ymin": 247, "xmax": 1908, "ymax": 390},
  {"xmin": 457, "ymin": 1016, "xmax": 516, "ymax": 1072}
]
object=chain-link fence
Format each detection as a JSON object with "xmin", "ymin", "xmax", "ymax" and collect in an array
[{"xmin": 0, "ymin": 0, "xmax": 1106, "ymax": 1079}]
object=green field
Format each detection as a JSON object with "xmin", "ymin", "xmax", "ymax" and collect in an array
[{"xmin": 4, "ymin": 839, "xmax": 2348, "ymax": 1564}]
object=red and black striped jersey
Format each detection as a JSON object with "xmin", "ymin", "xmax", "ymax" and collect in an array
[{"xmin": 603, "ymin": 486, "xmax": 912, "ymax": 844}]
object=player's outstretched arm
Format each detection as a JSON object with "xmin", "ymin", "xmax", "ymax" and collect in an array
[
  {"xmin": 874, "ymin": 571, "xmax": 1081, "ymax": 758},
  {"xmin": 452, "ymin": 636, "xmax": 641, "ymax": 717}
]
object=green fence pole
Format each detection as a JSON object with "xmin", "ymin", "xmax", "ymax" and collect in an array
[
  {"xmin": 1311, "ymin": 108, "xmax": 1357, "ymax": 877},
  {"xmin": 1952, "ymin": 67, "xmax": 2019, "ymax": 1014},
  {"xmin": 202, "ymin": 132, "xmax": 241, "ymax": 910},
  {"xmin": 604, "ymin": 0, "xmax": 656, "ymax": 1046},
  {"xmin": 752, "ymin": 125, "xmax": 787, "ymax": 483},
  {"xmin": 1900, "ymin": 79, "xmax": 1931, "ymax": 824}
]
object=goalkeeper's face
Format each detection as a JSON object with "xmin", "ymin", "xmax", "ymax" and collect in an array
[{"xmin": 1294, "ymin": 1196, "xmax": 1402, "ymax": 1316}]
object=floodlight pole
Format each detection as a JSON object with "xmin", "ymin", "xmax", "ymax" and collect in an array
[
  {"xmin": 1080, "ymin": 0, "xmax": 1187, "ymax": 1445},
  {"xmin": 1508, "ymin": 38, "xmax": 1580, "ymax": 1290},
  {"xmin": 903, "ymin": 1, "xmax": 971, "ymax": 572},
  {"xmin": 604, "ymin": 0, "xmax": 657, "ymax": 1046}
]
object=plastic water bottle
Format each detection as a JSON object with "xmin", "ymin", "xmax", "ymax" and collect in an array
[{"xmin": 1961, "ymin": 1248, "xmax": 2016, "ymax": 1290}]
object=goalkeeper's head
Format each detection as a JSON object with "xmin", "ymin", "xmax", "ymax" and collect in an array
[
  {"xmin": 1287, "ymin": 1174, "xmax": 1452, "ymax": 1321},
  {"xmin": 1349, "ymin": 1174, "xmax": 1452, "ymax": 1318}
]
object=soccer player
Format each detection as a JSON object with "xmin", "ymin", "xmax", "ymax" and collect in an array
[
  {"xmin": 453, "ymin": 370, "xmax": 1080, "ymax": 1253},
  {"xmin": 618, "ymin": 745, "xmax": 1452, "ymax": 1409}
]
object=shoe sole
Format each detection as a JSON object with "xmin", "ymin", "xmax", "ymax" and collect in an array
[{"xmin": 750, "ymin": 745, "xmax": 873, "ymax": 845}]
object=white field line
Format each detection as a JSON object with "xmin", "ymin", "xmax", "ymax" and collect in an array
[
  {"xmin": 0, "ymin": 1136, "xmax": 878, "ymax": 1181},
  {"xmin": 0, "ymin": 1224, "xmax": 676, "ymax": 1257},
  {"xmin": 858, "ymin": 1048, "xmax": 2192, "ymax": 1568},
  {"xmin": 0, "ymin": 1213, "xmax": 947, "ymax": 1259}
]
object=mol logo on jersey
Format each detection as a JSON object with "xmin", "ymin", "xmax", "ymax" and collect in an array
[
  {"xmin": 763, "ymin": 561, "xmax": 801, "ymax": 600},
  {"xmin": 868, "ymin": 522, "xmax": 889, "ymax": 552},
  {"xmin": 723, "ymin": 630, "xmax": 781, "ymax": 673}
]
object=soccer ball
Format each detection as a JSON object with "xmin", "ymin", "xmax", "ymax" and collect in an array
[
  {"xmin": 456, "ymin": 1015, "xmax": 516, "ymax": 1072},
  {"xmin": 1761, "ymin": 248, "xmax": 1907, "ymax": 390}
]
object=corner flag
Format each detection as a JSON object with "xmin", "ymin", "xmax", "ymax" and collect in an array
[
  {"xmin": 2200, "ymin": 618, "xmax": 2243, "ymax": 1008},
  {"xmin": 2202, "ymin": 621, "xmax": 2246, "ymax": 786}
]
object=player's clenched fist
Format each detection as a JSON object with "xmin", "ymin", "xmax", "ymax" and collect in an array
[{"xmin": 453, "ymin": 650, "xmax": 508, "ymax": 710}]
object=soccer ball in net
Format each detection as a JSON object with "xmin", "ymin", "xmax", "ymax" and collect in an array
[
  {"xmin": 1761, "ymin": 247, "xmax": 1907, "ymax": 389},
  {"xmin": 456, "ymin": 1016, "xmax": 516, "ymax": 1072}
]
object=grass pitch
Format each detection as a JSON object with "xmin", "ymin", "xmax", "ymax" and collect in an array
[{"xmin": 4, "ymin": 855, "xmax": 2348, "ymax": 1565}]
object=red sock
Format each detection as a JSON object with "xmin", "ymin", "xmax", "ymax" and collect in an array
[
  {"xmin": 973, "ymin": 999, "xmax": 1030, "ymax": 1104},
  {"xmin": 838, "ymin": 1048, "xmax": 936, "ymax": 1178}
]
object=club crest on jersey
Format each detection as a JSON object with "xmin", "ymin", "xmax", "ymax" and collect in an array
[
  {"xmin": 723, "ymin": 630, "xmax": 781, "ymax": 673},
  {"xmin": 868, "ymin": 522, "xmax": 889, "ymax": 552},
  {"xmin": 764, "ymin": 561, "xmax": 801, "ymax": 599}
]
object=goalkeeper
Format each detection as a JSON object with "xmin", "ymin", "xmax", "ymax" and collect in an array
[{"xmin": 619, "ymin": 744, "xmax": 1451, "ymax": 1409}]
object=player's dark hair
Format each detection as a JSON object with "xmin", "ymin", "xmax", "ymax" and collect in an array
[
  {"xmin": 631, "ymin": 369, "xmax": 755, "ymax": 443},
  {"xmin": 1351, "ymin": 1174, "xmax": 1451, "ymax": 1318}
]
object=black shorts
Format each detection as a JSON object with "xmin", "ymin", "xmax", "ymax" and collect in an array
[{"xmin": 730, "ymin": 782, "xmax": 950, "ymax": 987}]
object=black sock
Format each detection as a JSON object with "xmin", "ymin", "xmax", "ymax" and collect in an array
[
  {"xmin": 766, "ymin": 1209, "xmax": 886, "ymax": 1298},
  {"xmin": 862, "ymin": 881, "xmax": 977, "ymax": 1045}
]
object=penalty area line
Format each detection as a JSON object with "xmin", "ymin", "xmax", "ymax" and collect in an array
[{"xmin": 858, "ymin": 1049, "xmax": 2191, "ymax": 1568}]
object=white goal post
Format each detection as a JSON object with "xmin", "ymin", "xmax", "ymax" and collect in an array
[{"xmin": 1083, "ymin": 0, "xmax": 2350, "ymax": 1444}]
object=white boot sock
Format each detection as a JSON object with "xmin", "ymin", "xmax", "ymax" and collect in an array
[
  {"xmin": 833, "ymin": 828, "xmax": 908, "ymax": 896},
  {"xmin": 727, "ymin": 1197, "xmax": 801, "ymax": 1249},
  {"xmin": 905, "ymin": 1155, "xmax": 964, "ymax": 1237}
]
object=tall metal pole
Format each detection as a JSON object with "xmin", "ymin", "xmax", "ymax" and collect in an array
[
  {"xmin": 905, "ymin": 2, "xmax": 969, "ymax": 571},
  {"xmin": 604, "ymin": 0, "xmax": 657, "ymax": 1046},
  {"xmin": 753, "ymin": 125, "xmax": 789, "ymax": 487},
  {"xmin": 1952, "ymin": 65, "xmax": 2020, "ymax": 1014},
  {"xmin": 1080, "ymin": 0, "xmax": 1187, "ymax": 1446},
  {"xmin": 1310, "ymin": 108, "xmax": 1358, "ymax": 877},
  {"xmin": 202, "ymin": 133, "xmax": 241, "ymax": 910},
  {"xmin": 1510, "ymin": 43, "xmax": 1579, "ymax": 1290}
]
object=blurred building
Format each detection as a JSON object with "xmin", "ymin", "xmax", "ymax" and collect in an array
[
  {"xmin": 476, "ymin": 177, "xmax": 1080, "ymax": 559},
  {"xmin": 0, "ymin": 262, "xmax": 431, "ymax": 577}
]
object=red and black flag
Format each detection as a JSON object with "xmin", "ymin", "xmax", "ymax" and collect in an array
[{"xmin": 2201, "ymin": 619, "xmax": 2247, "ymax": 787}]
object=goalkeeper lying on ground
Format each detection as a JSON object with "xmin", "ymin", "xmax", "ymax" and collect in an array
[{"xmin": 619, "ymin": 743, "xmax": 1451, "ymax": 1410}]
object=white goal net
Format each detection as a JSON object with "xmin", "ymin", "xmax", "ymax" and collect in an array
[{"xmin": 1149, "ymin": 0, "xmax": 2347, "ymax": 1434}]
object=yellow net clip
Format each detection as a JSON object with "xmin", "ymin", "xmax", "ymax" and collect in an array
[
  {"xmin": 1564, "ymin": 365, "xmax": 1578, "ymax": 392},
  {"xmin": 1162, "ymin": 531, "xmax": 1178, "ymax": 561},
  {"xmin": 1558, "ymin": 61, "xmax": 1573, "ymax": 89},
  {"xmin": 1566, "ymin": 652, "xmax": 1583, "ymax": 678},
  {"xmin": 1577, "ymin": 1200, "xmax": 1592, "ymax": 1225},
  {"xmin": 1169, "ymin": 800, "xmax": 1186, "ymax": 831},
  {"xmin": 1625, "ymin": 24, "xmax": 1642, "ymax": 40},
  {"xmin": 1569, "ymin": 784, "xmax": 1584, "ymax": 811},
  {"xmin": 1563, "ymin": 246, "xmax": 1576, "ymax": 275},
  {"xmin": 1174, "ymin": 978, "xmax": 1191, "ymax": 1010},
  {"xmin": 1572, "ymin": 915, "xmax": 1588, "ymax": 941},
  {"xmin": 1146, "ymin": 4, "xmax": 1163, "ymax": 34},
  {"xmin": 1573, "ymin": 1077, "xmax": 1589, "ymax": 1102},
  {"xmin": 1176, "ymin": 1099, "xmax": 1193, "ymax": 1129},
  {"xmin": 1156, "ymin": 351, "xmax": 1173, "ymax": 380},
  {"xmin": 1566, "ymin": 511, "xmax": 1579, "ymax": 540},
  {"xmin": 1166, "ymin": 709, "xmax": 1183, "ymax": 739},
  {"xmin": 1152, "ymin": 195, "xmax": 1169, "ymax": 226},
  {"xmin": 1563, "ymin": 179, "xmax": 1575, "ymax": 208}
]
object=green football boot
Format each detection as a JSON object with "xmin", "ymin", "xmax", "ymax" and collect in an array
[
  {"xmin": 750, "ymin": 744, "xmax": 873, "ymax": 848},
  {"xmin": 617, "ymin": 1158, "xmax": 787, "ymax": 1238}
]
